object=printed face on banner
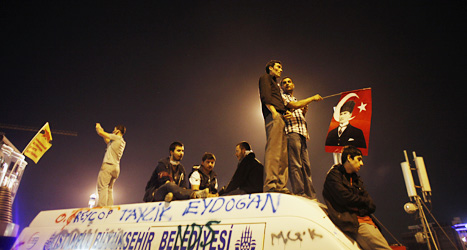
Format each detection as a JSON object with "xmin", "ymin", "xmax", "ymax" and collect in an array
[{"xmin": 325, "ymin": 89, "xmax": 372, "ymax": 156}]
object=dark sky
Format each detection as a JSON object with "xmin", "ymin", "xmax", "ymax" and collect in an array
[{"xmin": 1, "ymin": 0, "xmax": 466, "ymax": 243}]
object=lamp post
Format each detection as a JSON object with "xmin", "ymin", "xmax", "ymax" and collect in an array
[{"xmin": 0, "ymin": 141, "xmax": 28, "ymax": 245}]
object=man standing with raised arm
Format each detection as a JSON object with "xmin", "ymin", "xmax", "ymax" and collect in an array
[{"xmin": 95, "ymin": 123, "xmax": 126, "ymax": 207}]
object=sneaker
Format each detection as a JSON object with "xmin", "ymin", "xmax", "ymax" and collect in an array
[
  {"xmin": 207, "ymin": 193, "xmax": 219, "ymax": 198},
  {"xmin": 191, "ymin": 188, "xmax": 209, "ymax": 199},
  {"xmin": 164, "ymin": 192, "xmax": 173, "ymax": 202},
  {"xmin": 268, "ymin": 188, "xmax": 291, "ymax": 194},
  {"xmin": 281, "ymin": 188, "xmax": 292, "ymax": 194}
]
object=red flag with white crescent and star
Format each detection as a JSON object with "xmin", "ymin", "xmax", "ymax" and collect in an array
[{"xmin": 324, "ymin": 88, "xmax": 372, "ymax": 155}]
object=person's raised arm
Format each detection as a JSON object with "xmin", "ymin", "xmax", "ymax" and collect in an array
[
  {"xmin": 96, "ymin": 123, "xmax": 110, "ymax": 144},
  {"xmin": 286, "ymin": 94, "xmax": 323, "ymax": 109}
]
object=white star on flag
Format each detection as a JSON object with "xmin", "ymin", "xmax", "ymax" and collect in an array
[{"xmin": 358, "ymin": 102, "xmax": 367, "ymax": 112}]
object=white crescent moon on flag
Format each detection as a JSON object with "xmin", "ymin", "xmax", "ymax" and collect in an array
[{"xmin": 333, "ymin": 93, "xmax": 360, "ymax": 122}]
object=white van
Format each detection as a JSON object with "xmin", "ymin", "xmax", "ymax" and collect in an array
[{"xmin": 12, "ymin": 193, "xmax": 361, "ymax": 249}]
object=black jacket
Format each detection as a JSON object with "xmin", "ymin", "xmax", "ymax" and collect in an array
[
  {"xmin": 223, "ymin": 152, "xmax": 263, "ymax": 194},
  {"xmin": 322, "ymin": 164, "xmax": 375, "ymax": 234},
  {"xmin": 145, "ymin": 157, "xmax": 187, "ymax": 192},
  {"xmin": 325, "ymin": 123, "xmax": 367, "ymax": 148}
]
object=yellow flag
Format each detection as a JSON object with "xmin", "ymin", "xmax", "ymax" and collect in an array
[{"xmin": 23, "ymin": 122, "xmax": 53, "ymax": 163}]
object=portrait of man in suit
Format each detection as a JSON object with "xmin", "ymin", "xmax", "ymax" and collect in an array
[{"xmin": 325, "ymin": 100, "xmax": 367, "ymax": 148}]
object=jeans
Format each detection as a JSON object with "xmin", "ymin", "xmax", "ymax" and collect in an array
[
  {"xmin": 153, "ymin": 182, "xmax": 193, "ymax": 201},
  {"xmin": 287, "ymin": 133, "xmax": 316, "ymax": 199}
]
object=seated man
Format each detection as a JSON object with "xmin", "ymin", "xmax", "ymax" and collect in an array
[
  {"xmin": 323, "ymin": 145, "xmax": 391, "ymax": 250},
  {"xmin": 219, "ymin": 141, "xmax": 263, "ymax": 196},
  {"xmin": 144, "ymin": 141, "xmax": 208, "ymax": 202},
  {"xmin": 189, "ymin": 152, "xmax": 219, "ymax": 196}
]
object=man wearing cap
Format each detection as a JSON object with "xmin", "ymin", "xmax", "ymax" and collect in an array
[{"xmin": 325, "ymin": 100, "xmax": 366, "ymax": 148}]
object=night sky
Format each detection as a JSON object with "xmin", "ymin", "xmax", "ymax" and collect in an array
[{"xmin": 1, "ymin": 0, "xmax": 466, "ymax": 243}]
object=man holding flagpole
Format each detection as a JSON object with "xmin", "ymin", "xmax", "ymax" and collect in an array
[
  {"xmin": 95, "ymin": 123, "xmax": 126, "ymax": 207},
  {"xmin": 280, "ymin": 77, "xmax": 322, "ymax": 199}
]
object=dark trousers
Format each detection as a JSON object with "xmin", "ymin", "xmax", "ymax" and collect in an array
[
  {"xmin": 287, "ymin": 133, "xmax": 316, "ymax": 199},
  {"xmin": 263, "ymin": 113, "xmax": 288, "ymax": 192},
  {"xmin": 221, "ymin": 188, "xmax": 247, "ymax": 196},
  {"xmin": 153, "ymin": 182, "xmax": 193, "ymax": 201}
]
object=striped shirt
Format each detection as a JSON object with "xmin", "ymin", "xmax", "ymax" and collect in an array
[{"xmin": 282, "ymin": 93, "xmax": 309, "ymax": 139}]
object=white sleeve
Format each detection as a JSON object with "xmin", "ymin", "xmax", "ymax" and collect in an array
[
  {"xmin": 108, "ymin": 133, "xmax": 119, "ymax": 141},
  {"xmin": 189, "ymin": 171, "xmax": 201, "ymax": 186}
]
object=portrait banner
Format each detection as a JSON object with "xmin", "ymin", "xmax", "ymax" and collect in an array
[
  {"xmin": 23, "ymin": 122, "xmax": 53, "ymax": 163},
  {"xmin": 324, "ymin": 88, "xmax": 372, "ymax": 155}
]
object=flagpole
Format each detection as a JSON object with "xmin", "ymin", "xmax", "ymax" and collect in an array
[
  {"xmin": 322, "ymin": 92, "xmax": 342, "ymax": 99},
  {"xmin": 0, "ymin": 123, "xmax": 77, "ymax": 136},
  {"xmin": 21, "ymin": 122, "xmax": 49, "ymax": 154},
  {"xmin": 322, "ymin": 87, "xmax": 371, "ymax": 100}
]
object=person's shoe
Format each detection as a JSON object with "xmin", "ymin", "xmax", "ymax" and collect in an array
[
  {"xmin": 295, "ymin": 193, "xmax": 308, "ymax": 198},
  {"xmin": 266, "ymin": 188, "xmax": 291, "ymax": 194},
  {"xmin": 280, "ymin": 188, "xmax": 292, "ymax": 194},
  {"xmin": 191, "ymin": 188, "xmax": 209, "ymax": 199},
  {"xmin": 207, "ymin": 193, "xmax": 219, "ymax": 198},
  {"xmin": 164, "ymin": 192, "xmax": 173, "ymax": 202}
]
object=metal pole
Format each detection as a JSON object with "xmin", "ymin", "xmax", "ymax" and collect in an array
[{"xmin": 416, "ymin": 196, "xmax": 433, "ymax": 250}]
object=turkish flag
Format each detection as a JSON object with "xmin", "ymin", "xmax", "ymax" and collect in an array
[{"xmin": 324, "ymin": 88, "xmax": 372, "ymax": 155}]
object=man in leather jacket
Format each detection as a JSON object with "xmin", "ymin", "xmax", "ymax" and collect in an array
[
  {"xmin": 144, "ymin": 141, "xmax": 207, "ymax": 202},
  {"xmin": 323, "ymin": 145, "xmax": 391, "ymax": 250}
]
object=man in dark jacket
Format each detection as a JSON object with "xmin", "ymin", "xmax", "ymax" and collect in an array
[
  {"xmin": 189, "ymin": 152, "xmax": 218, "ymax": 195},
  {"xmin": 323, "ymin": 146, "xmax": 391, "ymax": 250},
  {"xmin": 219, "ymin": 141, "xmax": 263, "ymax": 195},
  {"xmin": 144, "ymin": 141, "xmax": 208, "ymax": 202}
]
